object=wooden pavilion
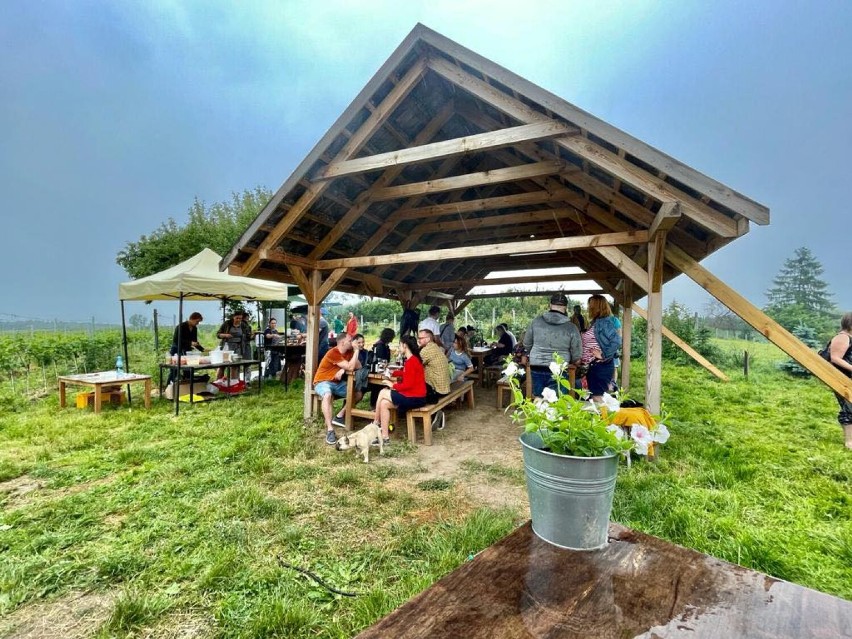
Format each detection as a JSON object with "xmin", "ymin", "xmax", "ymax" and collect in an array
[{"xmin": 222, "ymin": 24, "xmax": 852, "ymax": 419}]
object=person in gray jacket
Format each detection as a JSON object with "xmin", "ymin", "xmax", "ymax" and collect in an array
[{"xmin": 524, "ymin": 293, "xmax": 582, "ymax": 397}]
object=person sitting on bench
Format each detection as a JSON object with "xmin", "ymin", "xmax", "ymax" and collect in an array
[{"xmin": 313, "ymin": 333, "xmax": 361, "ymax": 446}]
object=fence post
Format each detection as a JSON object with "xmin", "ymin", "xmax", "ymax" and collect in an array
[{"xmin": 743, "ymin": 350, "xmax": 749, "ymax": 379}]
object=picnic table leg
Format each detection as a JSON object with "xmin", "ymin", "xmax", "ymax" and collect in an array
[
  {"xmin": 345, "ymin": 375, "xmax": 354, "ymax": 429},
  {"xmin": 144, "ymin": 379, "xmax": 151, "ymax": 409},
  {"xmin": 94, "ymin": 384, "xmax": 102, "ymax": 414},
  {"xmin": 423, "ymin": 414, "xmax": 432, "ymax": 446},
  {"xmin": 59, "ymin": 381, "xmax": 66, "ymax": 408},
  {"xmin": 467, "ymin": 384, "xmax": 475, "ymax": 409}
]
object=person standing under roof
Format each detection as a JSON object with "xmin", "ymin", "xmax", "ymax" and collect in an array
[
  {"xmin": 346, "ymin": 311, "xmax": 358, "ymax": 338},
  {"xmin": 524, "ymin": 293, "xmax": 582, "ymax": 397},
  {"xmin": 419, "ymin": 305, "xmax": 441, "ymax": 338}
]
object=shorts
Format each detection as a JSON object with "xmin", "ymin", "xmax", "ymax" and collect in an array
[{"xmin": 315, "ymin": 380, "xmax": 348, "ymax": 399}]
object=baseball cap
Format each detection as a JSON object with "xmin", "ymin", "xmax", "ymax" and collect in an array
[{"xmin": 549, "ymin": 293, "xmax": 569, "ymax": 306}]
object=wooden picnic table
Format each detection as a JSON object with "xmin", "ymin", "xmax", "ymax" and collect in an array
[
  {"xmin": 355, "ymin": 521, "xmax": 852, "ymax": 638},
  {"xmin": 58, "ymin": 372, "xmax": 151, "ymax": 414}
]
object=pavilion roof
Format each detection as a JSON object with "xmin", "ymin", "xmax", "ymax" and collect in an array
[{"xmin": 222, "ymin": 24, "xmax": 768, "ymax": 305}]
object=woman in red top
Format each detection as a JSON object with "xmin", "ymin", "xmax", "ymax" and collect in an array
[
  {"xmin": 346, "ymin": 311, "xmax": 358, "ymax": 338},
  {"xmin": 373, "ymin": 335, "xmax": 426, "ymax": 444}
]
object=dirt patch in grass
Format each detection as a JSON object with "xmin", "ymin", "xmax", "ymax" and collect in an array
[
  {"xmin": 142, "ymin": 612, "xmax": 214, "ymax": 638},
  {"xmin": 386, "ymin": 387, "xmax": 528, "ymax": 515},
  {"xmin": 0, "ymin": 475, "xmax": 46, "ymax": 503},
  {"xmin": 1, "ymin": 475, "xmax": 116, "ymax": 512},
  {"xmin": 0, "ymin": 590, "xmax": 115, "ymax": 639}
]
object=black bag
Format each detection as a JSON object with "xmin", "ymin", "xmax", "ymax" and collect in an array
[{"xmin": 818, "ymin": 341, "xmax": 832, "ymax": 362}]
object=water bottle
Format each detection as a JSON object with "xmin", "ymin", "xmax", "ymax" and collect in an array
[{"xmin": 115, "ymin": 355, "xmax": 125, "ymax": 378}]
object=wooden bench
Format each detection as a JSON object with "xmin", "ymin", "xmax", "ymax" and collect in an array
[{"xmin": 405, "ymin": 380, "xmax": 475, "ymax": 446}]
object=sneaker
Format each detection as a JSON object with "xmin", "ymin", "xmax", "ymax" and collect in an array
[
  {"xmin": 371, "ymin": 437, "xmax": 391, "ymax": 448},
  {"xmin": 325, "ymin": 430, "xmax": 338, "ymax": 445},
  {"xmin": 331, "ymin": 417, "xmax": 347, "ymax": 429}
]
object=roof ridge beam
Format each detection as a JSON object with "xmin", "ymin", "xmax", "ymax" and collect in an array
[{"xmin": 314, "ymin": 121, "xmax": 578, "ymax": 182}]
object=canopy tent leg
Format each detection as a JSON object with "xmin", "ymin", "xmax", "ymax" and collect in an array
[
  {"xmin": 120, "ymin": 300, "xmax": 132, "ymax": 404},
  {"xmin": 174, "ymin": 294, "xmax": 183, "ymax": 417}
]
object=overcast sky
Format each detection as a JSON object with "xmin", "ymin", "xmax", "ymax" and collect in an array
[{"xmin": 2, "ymin": 0, "xmax": 850, "ymax": 325}]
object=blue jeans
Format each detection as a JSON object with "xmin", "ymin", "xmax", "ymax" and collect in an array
[{"xmin": 531, "ymin": 369, "xmax": 570, "ymax": 398}]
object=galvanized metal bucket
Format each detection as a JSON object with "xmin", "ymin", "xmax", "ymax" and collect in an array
[{"xmin": 520, "ymin": 431, "xmax": 618, "ymax": 550}]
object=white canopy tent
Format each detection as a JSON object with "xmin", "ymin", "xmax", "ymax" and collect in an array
[
  {"xmin": 118, "ymin": 248, "xmax": 290, "ymax": 414},
  {"xmin": 119, "ymin": 248, "xmax": 289, "ymax": 302}
]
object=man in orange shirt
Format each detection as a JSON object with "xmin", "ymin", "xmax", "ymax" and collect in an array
[{"xmin": 313, "ymin": 333, "xmax": 361, "ymax": 445}]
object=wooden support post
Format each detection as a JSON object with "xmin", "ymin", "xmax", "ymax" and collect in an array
[
  {"xmin": 621, "ymin": 282, "xmax": 633, "ymax": 391},
  {"xmin": 645, "ymin": 237, "xmax": 664, "ymax": 415},
  {"xmin": 302, "ymin": 270, "xmax": 322, "ymax": 421}
]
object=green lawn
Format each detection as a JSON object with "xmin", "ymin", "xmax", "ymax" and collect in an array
[{"xmin": 0, "ymin": 351, "xmax": 850, "ymax": 637}]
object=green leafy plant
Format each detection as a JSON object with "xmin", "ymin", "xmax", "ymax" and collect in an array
[
  {"xmin": 504, "ymin": 353, "xmax": 634, "ymax": 457},
  {"xmin": 504, "ymin": 353, "xmax": 671, "ymax": 458}
]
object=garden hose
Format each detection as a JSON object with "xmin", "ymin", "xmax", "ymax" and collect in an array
[{"xmin": 277, "ymin": 556, "xmax": 362, "ymax": 597}]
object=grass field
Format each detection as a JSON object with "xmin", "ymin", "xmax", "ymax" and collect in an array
[{"xmin": 0, "ymin": 345, "xmax": 850, "ymax": 637}]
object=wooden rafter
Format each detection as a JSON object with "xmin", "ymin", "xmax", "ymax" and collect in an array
[
  {"xmin": 370, "ymin": 159, "xmax": 567, "ymax": 202},
  {"xmin": 429, "ymin": 56, "xmax": 740, "ymax": 238},
  {"xmin": 241, "ymin": 57, "xmax": 427, "ymax": 276},
  {"xmin": 314, "ymin": 121, "xmax": 578, "ymax": 181},
  {"xmin": 316, "ymin": 230, "xmax": 648, "ymax": 270},
  {"xmin": 307, "ymin": 102, "xmax": 456, "ymax": 260}
]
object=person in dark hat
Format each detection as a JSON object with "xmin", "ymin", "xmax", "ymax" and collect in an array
[{"xmin": 523, "ymin": 293, "xmax": 581, "ymax": 397}]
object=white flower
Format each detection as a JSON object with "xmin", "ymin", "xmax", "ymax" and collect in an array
[
  {"xmin": 541, "ymin": 387, "xmax": 558, "ymax": 403},
  {"xmin": 581, "ymin": 401, "xmax": 600, "ymax": 414},
  {"xmin": 548, "ymin": 361, "xmax": 565, "ymax": 376},
  {"xmin": 606, "ymin": 424, "xmax": 625, "ymax": 440},
  {"xmin": 544, "ymin": 406, "xmax": 558, "ymax": 421},
  {"xmin": 503, "ymin": 362, "xmax": 519, "ymax": 377},
  {"xmin": 600, "ymin": 392, "xmax": 620, "ymax": 413},
  {"xmin": 652, "ymin": 423, "xmax": 670, "ymax": 444},
  {"xmin": 630, "ymin": 424, "xmax": 652, "ymax": 455}
]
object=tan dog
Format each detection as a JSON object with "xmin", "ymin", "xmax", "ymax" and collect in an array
[{"xmin": 335, "ymin": 422, "xmax": 383, "ymax": 462}]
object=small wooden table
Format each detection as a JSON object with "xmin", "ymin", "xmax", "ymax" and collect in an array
[
  {"xmin": 58, "ymin": 372, "xmax": 151, "ymax": 414},
  {"xmin": 356, "ymin": 521, "xmax": 852, "ymax": 638},
  {"xmin": 470, "ymin": 347, "xmax": 495, "ymax": 385}
]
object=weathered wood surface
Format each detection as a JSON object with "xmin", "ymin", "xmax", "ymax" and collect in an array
[{"xmin": 355, "ymin": 522, "xmax": 851, "ymax": 639}]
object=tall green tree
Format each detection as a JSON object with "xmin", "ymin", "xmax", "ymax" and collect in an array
[
  {"xmin": 764, "ymin": 247, "xmax": 835, "ymax": 336},
  {"xmin": 116, "ymin": 187, "xmax": 271, "ymax": 278}
]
